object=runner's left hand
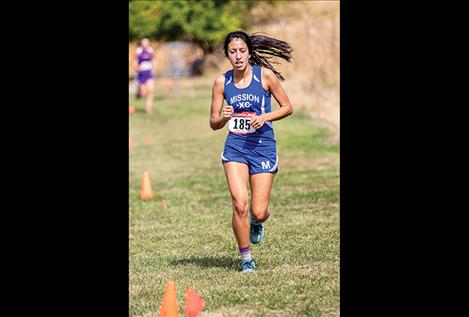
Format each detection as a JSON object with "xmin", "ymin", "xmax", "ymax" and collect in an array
[{"xmin": 250, "ymin": 114, "xmax": 266, "ymax": 129}]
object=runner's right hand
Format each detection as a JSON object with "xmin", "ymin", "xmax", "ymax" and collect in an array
[{"xmin": 222, "ymin": 105, "xmax": 234, "ymax": 119}]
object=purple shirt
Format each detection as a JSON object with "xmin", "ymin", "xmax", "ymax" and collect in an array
[{"xmin": 137, "ymin": 47, "xmax": 154, "ymax": 72}]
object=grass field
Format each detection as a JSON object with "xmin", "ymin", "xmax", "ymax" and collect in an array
[{"xmin": 129, "ymin": 80, "xmax": 339, "ymax": 317}]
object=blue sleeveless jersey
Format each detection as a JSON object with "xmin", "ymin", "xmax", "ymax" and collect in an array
[{"xmin": 223, "ymin": 65, "xmax": 276, "ymax": 149}]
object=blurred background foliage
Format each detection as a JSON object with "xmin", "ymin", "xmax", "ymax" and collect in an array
[{"xmin": 129, "ymin": 0, "xmax": 268, "ymax": 54}]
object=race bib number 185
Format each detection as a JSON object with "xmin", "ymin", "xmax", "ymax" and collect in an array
[{"xmin": 228, "ymin": 112, "xmax": 256, "ymax": 134}]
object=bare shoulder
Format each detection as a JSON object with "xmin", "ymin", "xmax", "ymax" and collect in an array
[
  {"xmin": 261, "ymin": 67, "xmax": 276, "ymax": 90},
  {"xmin": 261, "ymin": 67, "xmax": 276, "ymax": 80},
  {"xmin": 261, "ymin": 67, "xmax": 277, "ymax": 83},
  {"xmin": 214, "ymin": 73, "xmax": 225, "ymax": 85},
  {"xmin": 213, "ymin": 73, "xmax": 226, "ymax": 92}
]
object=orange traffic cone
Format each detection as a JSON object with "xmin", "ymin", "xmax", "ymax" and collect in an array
[
  {"xmin": 167, "ymin": 79, "xmax": 174, "ymax": 90},
  {"xmin": 159, "ymin": 280, "xmax": 179, "ymax": 317},
  {"xmin": 184, "ymin": 288, "xmax": 205, "ymax": 317},
  {"xmin": 140, "ymin": 170, "xmax": 154, "ymax": 200},
  {"xmin": 129, "ymin": 105, "xmax": 136, "ymax": 114},
  {"xmin": 144, "ymin": 137, "xmax": 151, "ymax": 145},
  {"xmin": 161, "ymin": 200, "xmax": 169, "ymax": 209}
]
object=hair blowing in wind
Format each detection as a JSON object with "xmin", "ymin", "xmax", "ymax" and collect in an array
[
  {"xmin": 249, "ymin": 33, "xmax": 293, "ymax": 81},
  {"xmin": 224, "ymin": 31, "xmax": 294, "ymax": 81}
]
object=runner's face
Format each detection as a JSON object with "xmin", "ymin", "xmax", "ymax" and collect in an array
[
  {"xmin": 141, "ymin": 39, "xmax": 150, "ymax": 48},
  {"xmin": 227, "ymin": 38, "xmax": 250, "ymax": 71}
]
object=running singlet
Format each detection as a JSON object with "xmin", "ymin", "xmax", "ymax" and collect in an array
[
  {"xmin": 137, "ymin": 47, "xmax": 154, "ymax": 72},
  {"xmin": 223, "ymin": 65, "xmax": 275, "ymax": 146}
]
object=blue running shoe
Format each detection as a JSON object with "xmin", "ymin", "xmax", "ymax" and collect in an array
[
  {"xmin": 250, "ymin": 217, "xmax": 265, "ymax": 244},
  {"xmin": 241, "ymin": 259, "xmax": 256, "ymax": 272}
]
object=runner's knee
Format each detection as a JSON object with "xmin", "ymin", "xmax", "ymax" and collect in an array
[
  {"xmin": 251, "ymin": 206, "xmax": 269, "ymax": 222},
  {"xmin": 232, "ymin": 199, "xmax": 249, "ymax": 218}
]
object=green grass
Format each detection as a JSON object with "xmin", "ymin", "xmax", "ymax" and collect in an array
[{"xmin": 129, "ymin": 82, "xmax": 339, "ymax": 317}]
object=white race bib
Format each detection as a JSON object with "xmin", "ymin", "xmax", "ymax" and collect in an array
[
  {"xmin": 228, "ymin": 112, "xmax": 256, "ymax": 135},
  {"xmin": 140, "ymin": 61, "xmax": 153, "ymax": 71}
]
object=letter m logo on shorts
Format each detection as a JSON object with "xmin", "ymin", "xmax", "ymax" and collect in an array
[{"xmin": 261, "ymin": 161, "xmax": 271, "ymax": 170}]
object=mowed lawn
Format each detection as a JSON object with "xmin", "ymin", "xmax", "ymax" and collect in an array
[{"xmin": 129, "ymin": 80, "xmax": 339, "ymax": 317}]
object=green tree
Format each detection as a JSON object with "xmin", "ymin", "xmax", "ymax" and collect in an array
[
  {"xmin": 129, "ymin": 1, "xmax": 161, "ymax": 40},
  {"xmin": 129, "ymin": 0, "xmax": 257, "ymax": 54}
]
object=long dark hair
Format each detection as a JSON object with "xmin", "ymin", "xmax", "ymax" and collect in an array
[{"xmin": 223, "ymin": 31, "xmax": 293, "ymax": 81}]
